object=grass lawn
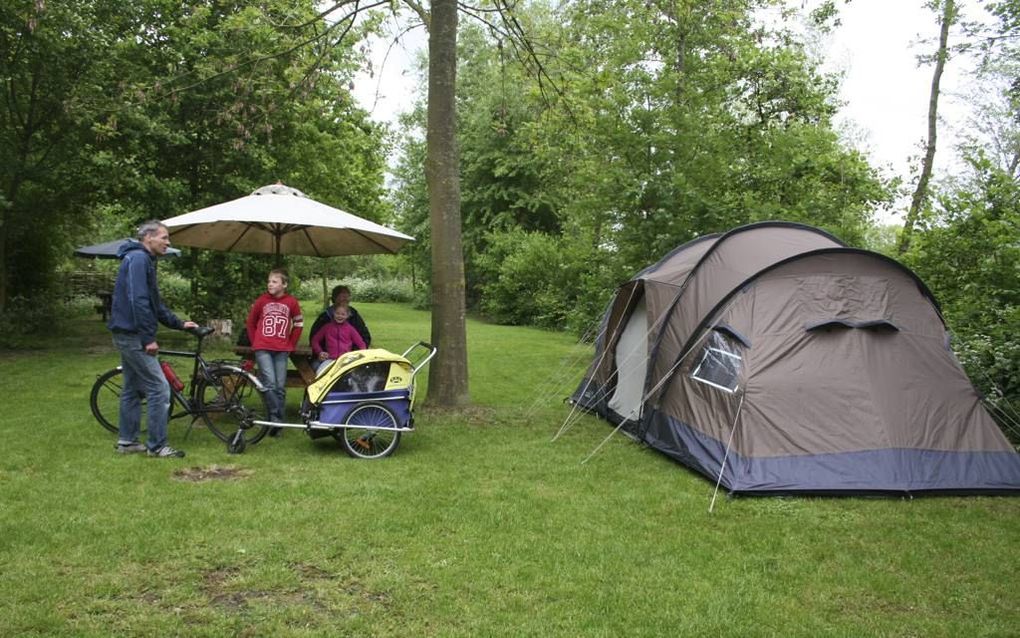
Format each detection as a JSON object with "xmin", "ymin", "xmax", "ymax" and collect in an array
[{"xmin": 1, "ymin": 301, "xmax": 1018, "ymax": 636}]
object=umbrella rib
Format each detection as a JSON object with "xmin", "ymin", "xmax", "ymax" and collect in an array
[
  {"xmin": 300, "ymin": 227, "xmax": 324, "ymax": 257},
  {"xmin": 225, "ymin": 224, "xmax": 255, "ymax": 253},
  {"xmin": 350, "ymin": 229, "xmax": 400, "ymax": 254}
]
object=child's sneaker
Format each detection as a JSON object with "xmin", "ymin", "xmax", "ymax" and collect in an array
[
  {"xmin": 116, "ymin": 442, "xmax": 146, "ymax": 454},
  {"xmin": 147, "ymin": 446, "xmax": 186, "ymax": 458}
]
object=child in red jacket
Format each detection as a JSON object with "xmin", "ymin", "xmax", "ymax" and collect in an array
[{"xmin": 246, "ymin": 268, "xmax": 303, "ymax": 431}]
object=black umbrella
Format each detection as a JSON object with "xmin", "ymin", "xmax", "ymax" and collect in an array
[{"xmin": 73, "ymin": 238, "xmax": 181, "ymax": 259}]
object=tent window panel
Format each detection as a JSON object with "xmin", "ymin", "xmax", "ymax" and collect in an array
[{"xmin": 690, "ymin": 331, "xmax": 743, "ymax": 394}]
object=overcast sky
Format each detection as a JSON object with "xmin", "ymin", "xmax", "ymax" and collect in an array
[{"xmin": 352, "ymin": 2, "xmax": 989, "ymax": 222}]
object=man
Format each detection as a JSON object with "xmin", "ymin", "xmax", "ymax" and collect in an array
[
  {"xmin": 308, "ymin": 284, "xmax": 371, "ymax": 348},
  {"xmin": 107, "ymin": 221, "xmax": 198, "ymax": 458}
]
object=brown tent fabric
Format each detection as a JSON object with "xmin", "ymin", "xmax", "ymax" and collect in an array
[{"xmin": 573, "ymin": 222, "xmax": 1020, "ymax": 494}]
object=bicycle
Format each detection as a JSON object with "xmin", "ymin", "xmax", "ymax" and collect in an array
[{"xmin": 90, "ymin": 326, "xmax": 271, "ymax": 445}]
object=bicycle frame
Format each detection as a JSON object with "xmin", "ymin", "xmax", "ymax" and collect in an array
[
  {"xmin": 153, "ymin": 328, "xmax": 265, "ymax": 423},
  {"xmin": 158, "ymin": 347, "xmax": 216, "ymax": 417}
]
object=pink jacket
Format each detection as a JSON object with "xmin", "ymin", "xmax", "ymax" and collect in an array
[{"xmin": 310, "ymin": 320, "xmax": 366, "ymax": 359}]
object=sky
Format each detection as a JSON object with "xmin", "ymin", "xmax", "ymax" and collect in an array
[
  {"xmin": 351, "ymin": 2, "xmax": 989, "ymax": 222},
  {"xmin": 820, "ymin": 1, "xmax": 987, "ymax": 214},
  {"xmin": 351, "ymin": 28, "xmax": 427, "ymax": 127}
]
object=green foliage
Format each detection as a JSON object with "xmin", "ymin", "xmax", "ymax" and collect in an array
[
  {"xmin": 155, "ymin": 272, "xmax": 195, "ymax": 318},
  {"xmin": 473, "ymin": 228, "xmax": 628, "ymax": 335},
  {"xmin": 343, "ymin": 277, "xmax": 414, "ymax": 303},
  {"xmin": 903, "ymin": 156, "xmax": 1020, "ymax": 441},
  {"xmin": 1, "ymin": 0, "xmax": 390, "ymax": 319},
  {"xmin": 0, "ymin": 295, "xmax": 90, "ymax": 349},
  {"xmin": 169, "ymin": 250, "xmax": 274, "ymax": 322},
  {"xmin": 0, "ymin": 0, "xmax": 120, "ymax": 301},
  {"xmin": 534, "ymin": 0, "xmax": 889, "ymax": 263},
  {"xmin": 390, "ymin": 0, "xmax": 891, "ymax": 328},
  {"xmin": 296, "ymin": 275, "xmax": 414, "ymax": 304},
  {"xmin": 476, "ymin": 230, "xmax": 572, "ymax": 327}
]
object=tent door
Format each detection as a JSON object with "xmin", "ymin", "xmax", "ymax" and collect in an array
[{"xmin": 607, "ymin": 296, "xmax": 648, "ymax": 420}]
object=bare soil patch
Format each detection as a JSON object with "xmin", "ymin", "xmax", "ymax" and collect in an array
[{"xmin": 173, "ymin": 465, "xmax": 254, "ymax": 482}]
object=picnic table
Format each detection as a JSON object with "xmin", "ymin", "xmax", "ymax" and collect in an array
[
  {"xmin": 95, "ymin": 292, "xmax": 113, "ymax": 321},
  {"xmin": 233, "ymin": 345, "xmax": 318, "ymax": 388}
]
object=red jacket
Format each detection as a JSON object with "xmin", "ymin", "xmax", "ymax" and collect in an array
[{"xmin": 246, "ymin": 292, "xmax": 303, "ymax": 351}]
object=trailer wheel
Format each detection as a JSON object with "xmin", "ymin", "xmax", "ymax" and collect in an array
[{"xmin": 335, "ymin": 403, "xmax": 401, "ymax": 459}]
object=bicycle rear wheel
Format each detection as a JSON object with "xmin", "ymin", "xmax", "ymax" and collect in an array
[
  {"xmin": 197, "ymin": 368, "xmax": 270, "ymax": 444},
  {"xmin": 89, "ymin": 367, "xmax": 170, "ymax": 435}
]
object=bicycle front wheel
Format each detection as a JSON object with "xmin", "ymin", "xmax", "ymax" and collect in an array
[
  {"xmin": 197, "ymin": 368, "xmax": 270, "ymax": 444},
  {"xmin": 90, "ymin": 368, "xmax": 126, "ymax": 434},
  {"xmin": 90, "ymin": 367, "xmax": 175, "ymax": 436}
]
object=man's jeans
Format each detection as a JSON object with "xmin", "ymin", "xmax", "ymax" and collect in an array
[
  {"xmin": 112, "ymin": 332, "xmax": 171, "ymax": 452},
  {"xmin": 254, "ymin": 349, "xmax": 289, "ymax": 421}
]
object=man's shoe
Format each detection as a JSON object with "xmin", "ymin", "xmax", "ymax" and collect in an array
[
  {"xmin": 147, "ymin": 446, "xmax": 186, "ymax": 458},
  {"xmin": 268, "ymin": 427, "xmax": 283, "ymax": 438},
  {"xmin": 116, "ymin": 442, "xmax": 146, "ymax": 454}
]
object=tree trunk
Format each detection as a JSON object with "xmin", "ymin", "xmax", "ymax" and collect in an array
[
  {"xmin": 899, "ymin": 0, "xmax": 956, "ymax": 254},
  {"xmin": 425, "ymin": 0, "xmax": 470, "ymax": 406}
]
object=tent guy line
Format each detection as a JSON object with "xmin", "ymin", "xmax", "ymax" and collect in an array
[{"xmin": 709, "ymin": 392, "xmax": 746, "ymax": 514}]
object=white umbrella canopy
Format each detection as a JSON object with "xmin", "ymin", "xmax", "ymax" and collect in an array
[
  {"xmin": 162, "ymin": 183, "xmax": 414, "ymax": 257},
  {"xmin": 74, "ymin": 238, "xmax": 181, "ymax": 259}
]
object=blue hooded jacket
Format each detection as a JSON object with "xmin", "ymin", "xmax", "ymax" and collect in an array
[{"xmin": 107, "ymin": 240, "xmax": 183, "ymax": 346}]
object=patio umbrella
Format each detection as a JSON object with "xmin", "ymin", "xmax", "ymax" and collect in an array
[
  {"xmin": 74, "ymin": 238, "xmax": 181, "ymax": 259},
  {"xmin": 161, "ymin": 183, "xmax": 414, "ymax": 258}
]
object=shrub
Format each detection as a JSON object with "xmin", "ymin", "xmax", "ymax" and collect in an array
[
  {"xmin": 347, "ymin": 277, "xmax": 414, "ymax": 303},
  {"xmin": 476, "ymin": 230, "xmax": 579, "ymax": 329},
  {"xmin": 296, "ymin": 276, "xmax": 414, "ymax": 304},
  {"xmin": 158, "ymin": 273, "xmax": 192, "ymax": 314},
  {"xmin": 0, "ymin": 294, "xmax": 95, "ymax": 349}
]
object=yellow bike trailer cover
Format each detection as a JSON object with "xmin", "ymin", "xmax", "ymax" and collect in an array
[{"xmin": 306, "ymin": 349, "xmax": 414, "ymax": 405}]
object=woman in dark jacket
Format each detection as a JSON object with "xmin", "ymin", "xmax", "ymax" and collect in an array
[{"xmin": 308, "ymin": 284, "xmax": 371, "ymax": 347}]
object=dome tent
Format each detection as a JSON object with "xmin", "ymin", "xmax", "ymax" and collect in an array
[{"xmin": 571, "ymin": 221, "xmax": 1020, "ymax": 495}]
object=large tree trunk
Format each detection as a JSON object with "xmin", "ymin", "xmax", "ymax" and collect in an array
[
  {"xmin": 899, "ymin": 0, "xmax": 956, "ymax": 254},
  {"xmin": 425, "ymin": 0, "xmax": 470, "ymax": 406}
]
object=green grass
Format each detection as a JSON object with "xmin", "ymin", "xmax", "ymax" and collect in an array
[{"xmin": 1, "ymin": 302, "xmax": 1018, "ymax": 636}]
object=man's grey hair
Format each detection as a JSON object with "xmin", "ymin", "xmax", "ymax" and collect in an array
[{"xmin": 136, "ymin": 220, "xmax": 168, "ymax": 240}]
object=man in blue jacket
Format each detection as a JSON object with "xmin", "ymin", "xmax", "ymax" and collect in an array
[{"xmin": 108, "ymin": 221, "xmax": 197, "ymax": 458}]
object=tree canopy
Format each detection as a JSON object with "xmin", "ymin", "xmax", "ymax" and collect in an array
[
  {"xmin": 1, "ymin": 0, "xmax": 389, "ymax": 316},
  {"xmin": 2, "ymin": 0, "xmax": 1018, "ymax": 431}
]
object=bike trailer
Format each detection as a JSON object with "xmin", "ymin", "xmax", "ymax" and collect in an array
[{"xmin": 306, "ymin": 348, "xmax": 417, "ymax": 431}]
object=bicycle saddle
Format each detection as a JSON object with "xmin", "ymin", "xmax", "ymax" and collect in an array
[{"xmin": 190, "ymin": 326, "xmax": 216, "ymax": 338}]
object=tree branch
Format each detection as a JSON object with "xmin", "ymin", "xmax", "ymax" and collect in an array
[{"xmin": 161, "ymin": 0, "xmax": 391, "ymax": 99}]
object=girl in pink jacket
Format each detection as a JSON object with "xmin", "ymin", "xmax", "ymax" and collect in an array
[{"xmin": 310, "ymin": 304, "xmax": 366, "ymax": 371}]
